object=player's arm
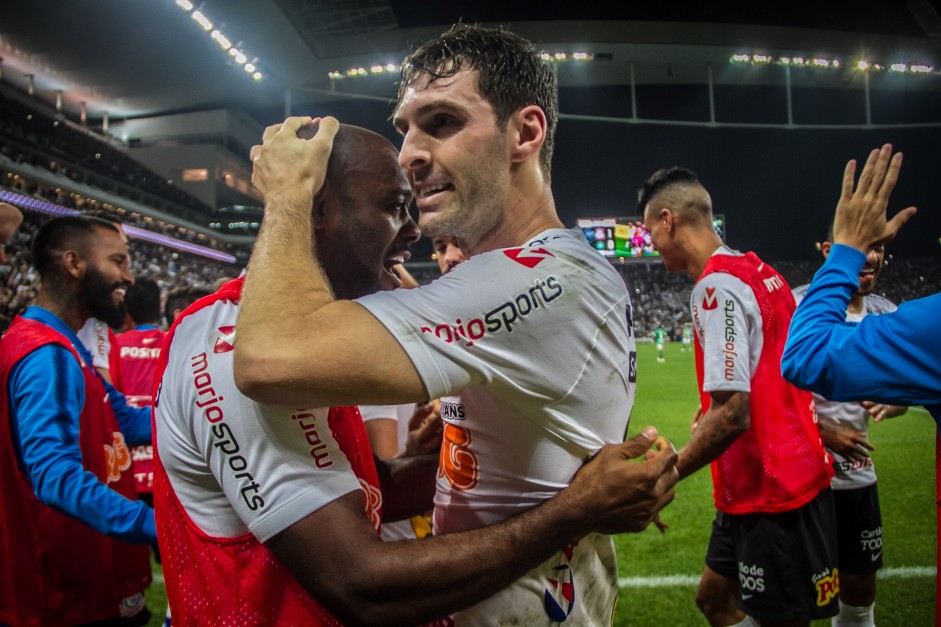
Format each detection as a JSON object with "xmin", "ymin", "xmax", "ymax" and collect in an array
[
  {"xmin": 817, "ymin": 415, "xmax": 873, "ymax": 463},
  {"xmin": 266, "ymin": 427, "xmax": 679, "ymax": 626},
  {"xmin": 103, "ymin": 377, "xmax": 152, "ymax": 445},
  {"xmin": 9, "ymin": 346, "xmax": 156, "ymax": 544},
  {"xmin": 676, "ymin": 390, "xmax": 749, "ymax": 479},
  {"xmin": 235, "ymin": 116, "xmax": 425, "ymax": 408},
  {"xmin": 783, "ymin": 247, "xmax": 941, "ymax": 406}
]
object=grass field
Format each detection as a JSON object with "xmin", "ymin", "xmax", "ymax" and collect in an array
[{"xmin": 143, "ymin": 342, "xmax": 937, "ymax": 626}]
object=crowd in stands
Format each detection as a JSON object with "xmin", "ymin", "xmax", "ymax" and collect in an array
[
  {"xmin": 3, "ymin": 204, "xmax": 936, "ymax": 337},
  {"xmin": 0, "ymin": 210, "xmax": 241, "ymax": 326},
  {"xmin": 0, "ymin": 90, "xmax": 213, "ymax": 218}
]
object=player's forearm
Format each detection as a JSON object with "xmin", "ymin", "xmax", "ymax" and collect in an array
[
  {"xmin": 234, "ymin": 192, "xmax": 334, "ymax": 403},
  {"xmin": 677, "ymin": 392, "xmax": 749, "ymax": 479},
  {"xmin": 324, "ymin": 490, "xmax": 588, "ymax": 626}
]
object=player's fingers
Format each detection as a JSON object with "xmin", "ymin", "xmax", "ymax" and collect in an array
[
  {"xmin": 884, "ymin": 206, "xmax": 917, "ymax": 242},
  {"xmin": 864, "ymin": 144, "xmax": 894, "ymax": 200},
  {"xmin": 277, "ymin": 115, "xmax": 314, "ymax": 138},
  {"xmin": 875, "ymin": 151, "xmax": 903, "ymax": 203},
  {"xmin": 307, "ymin": 116, "xmax": 339, "ymax": 160},
  {"xmin": 840, "ymin": 159, "xmax": 857, "ymax": 202},
  {"xmin": 853, "ymin": 148, "xmax": 880, "ymax": 197},
  {"xmin": 261, "ymin": 122, "xmax": 283, "ymax": 144},
  {"xmin": 619, "ymin": 426, "xmax": 657, "ymax": 460}
]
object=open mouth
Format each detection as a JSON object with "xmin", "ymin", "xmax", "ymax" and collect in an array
[
  {"xmin": 416, "ymin": 182, "xmax": 453, "ymax": 203},
  {"xmin": 114, "ymin": 286, "xmax": 128, "ymax": 301}
]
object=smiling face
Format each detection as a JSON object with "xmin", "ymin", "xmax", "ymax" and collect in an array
[
  {"xmin": 79, "ymin": 225, "xmax": 133, "ymax": 328},
  {"xmin": 393, "ymin": 68, "xmax": 510, "ymax": 251},
  {"xmin": 313, "ymin": 127, "xmax": 420, "ymax": 300}
]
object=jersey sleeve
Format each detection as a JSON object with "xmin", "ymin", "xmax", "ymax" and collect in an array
[
  {"xmin": 8, "ymin": 345, "xmax": 156, "ymax": 544},
  {"xmin": 156, "ymin": 304, "xmax": 363, "ymax": 542},
  {"xmin": 692, "ymin": 272, "xmax": 760, "ymax": 394}
]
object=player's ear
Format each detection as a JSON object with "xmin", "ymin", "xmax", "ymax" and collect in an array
[
  {"xmin": 819, "ymin": 241, "xmax": 832, "ymax": 259},
  {"xmin": 509, "ymin": 105, "xmax": 546, "ymax": 165},
  {"xmin": 311, "ymin": 181, "xmax": 331, "ymax": 230}
]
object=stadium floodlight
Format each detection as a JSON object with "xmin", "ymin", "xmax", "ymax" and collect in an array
[
  {"xmin": 191, "ymin": 11, "xmax": 213, "ymax": 31},
  {"xmin": 176, "ymin": 0, "xmax": 193, "ymax": 11}
]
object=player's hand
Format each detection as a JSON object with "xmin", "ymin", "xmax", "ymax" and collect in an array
[
  {"xmin": 833, "ymin": 143, "xmax": 916, "ymax": 253},
  {"xmin": 401, "ymin": 401, "xmax": 442, "ymax": 457},
  {"xmin": 820, "ymin": 424, "xmax": 873, "ymax": 463},
  {"xmin": 568, "ymin": 427, "xmax": 678, "ymax": 535},
  {"xmin": 250, "ymin": 116, "xmax": 338, "ymax": 207},
  {"xmin": 861, "ymin": 401, "xmax": 908, "ymax": 423}
]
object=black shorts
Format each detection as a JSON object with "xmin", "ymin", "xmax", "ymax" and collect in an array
[
  {"xmin": 833, "ymin": 483, "xmax": 883, "ymax": 575},
  {"xmin": 705, "ymin": 488, "xmax": 839, "ymax": 622}
]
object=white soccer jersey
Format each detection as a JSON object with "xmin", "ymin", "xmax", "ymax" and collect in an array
[
  {"xmin": 357, "ymin": 227, "xmax": 634, "ymax": 625},
  {"xmin": 690, "ymin": 247, "xmax": 764, "ymax": 394},
  {"xmin": 155, "ymin": 296, "xmax": 364, "ymax": 542},
  {"xmin": 792, "ymin": 285, "xmax": 897, "ymax": 489}
]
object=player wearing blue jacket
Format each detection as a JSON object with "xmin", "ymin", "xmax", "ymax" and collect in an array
[{"xmin": 782, "ymin": 143, "xmax": 938, "ymax": 626}]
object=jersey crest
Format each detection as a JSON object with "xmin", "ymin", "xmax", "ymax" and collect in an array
[
  {"xmin": 504, "ymin": 247, "xmax": 554, "ymax": 269},
  {"xmin": 702, "ymin": 286, "xmax": 719, "ymax": 311}
]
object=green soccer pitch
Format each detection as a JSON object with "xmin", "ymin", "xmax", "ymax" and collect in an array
[
  {"xmin": 144, "ymin": 341, "xmax": 937, "ymax": 626},
  {"xmin": 612, "ymin": 341, "xmax": 937, "ymax": 626}
]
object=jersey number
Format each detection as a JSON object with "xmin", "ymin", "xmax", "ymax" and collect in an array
[{"xmin": 438, "ymin": 424, "xmax": 479, "ymax": 491}]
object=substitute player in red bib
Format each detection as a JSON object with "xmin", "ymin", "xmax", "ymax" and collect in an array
[
  {"xmin": 640, "ymin": 167, "xmax": 838, "ymax": 626},
  {"xmin": 111, "ymin": 276, "xmax": 166, "ymax": 497}
]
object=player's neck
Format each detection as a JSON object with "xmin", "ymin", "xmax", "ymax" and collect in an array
[
  {"xmin": 687, "ymin": 231, "xmax": 725, "ymax": 280},
  {"xmin": 847, "ymin": 293, "xmax": 865, "ymax": 314}
]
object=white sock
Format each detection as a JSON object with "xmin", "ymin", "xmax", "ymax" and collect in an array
[
  {"xmin": 832, "ymin": 600, "xmax": 875, "ymax": 627},
  {"xmin": 729, "ymin": 616, "xmax": 759, "ymax": 627}
]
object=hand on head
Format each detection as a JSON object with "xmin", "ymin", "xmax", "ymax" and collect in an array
[
  {"xmin": 250, "ymin": 116, "xmax": 337, "ymax": 207},
  {"xmin": 833, "ymin": 144, "xmax": 917, "ymax": 253}
]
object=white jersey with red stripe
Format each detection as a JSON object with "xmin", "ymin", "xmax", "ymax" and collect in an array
[
  {"xmin": 792, "ymin": 285, "xmax": 897, "ymax": 489},
  {"xmin": 154, "ymin": 294, "xmax": 365, "ymax": 543},
  {"xmin": 358, "ymin": 227, "xmax": 634, "ymax": 625}
]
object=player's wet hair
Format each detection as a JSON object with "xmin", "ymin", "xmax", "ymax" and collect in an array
[{"xmin": 397, "ymin": 23, "xmax": 558, "ymax": 182}]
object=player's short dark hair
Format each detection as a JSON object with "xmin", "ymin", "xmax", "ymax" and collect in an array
[
  {"xmin": 31, "ymin": 215, "xmax": 122, "ymax": 279},
  {"xmin": 124, "ymin": 276, "xmax": 162, "ymax": 325},
  {"xmin": 397, "ymin": 23, "xmax": 558, "ymax": 181},
  {"xmin": 164, "ymin": 285, "xmax": 212, "ymax": 326},
  {"xmin": 636, "ymin": 167, "xmax": 702, "ymax": 214}
]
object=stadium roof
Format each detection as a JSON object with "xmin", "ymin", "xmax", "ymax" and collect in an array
[{"xmin": 2, "ymin": 1, "xmax": 940, "ymax": 125}]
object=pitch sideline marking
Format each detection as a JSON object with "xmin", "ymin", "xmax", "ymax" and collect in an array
[
  {"xmin": 151, "ymin": 566, "xmax": 936, "ymax": 589},
  {"xmin": 618, "ymin": 566, "xmax": 935, "ymax": 589}
]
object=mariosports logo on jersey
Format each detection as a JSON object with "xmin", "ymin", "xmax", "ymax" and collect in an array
[
  {"xmin": 210, "ymin": 325, "xmax": 236, "ymax": 354},
  {"xmin": 419, "ymin": 275, "xmax": 564, "ymax": 347}
]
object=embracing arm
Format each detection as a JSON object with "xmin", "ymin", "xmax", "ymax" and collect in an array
[
  {"xmin": 234, "ymin": 116, "xmax": 424, "ymax": 408},
  {"xmin": 676, "ymin": 391, "xmax": 749, "ymax": 480},
  {"xmin": 267, "ymin": 427, "xmax": 679, "ymax": 626}
]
